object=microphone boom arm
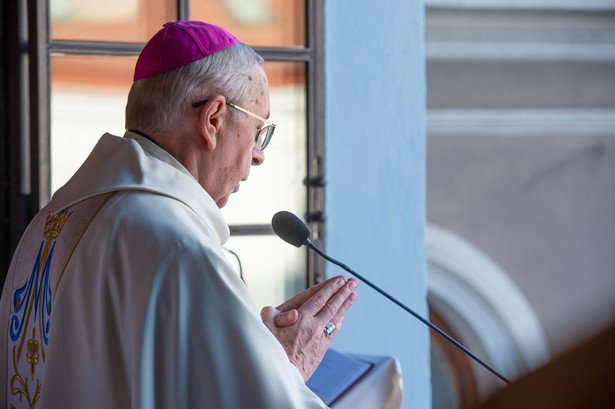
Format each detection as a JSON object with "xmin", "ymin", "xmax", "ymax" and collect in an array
[{"xmin": 304, "ymin": 239, "xmax": 512, "ymax": 385}]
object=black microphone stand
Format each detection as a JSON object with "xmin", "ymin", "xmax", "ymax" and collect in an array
[{"xmin": 304, "ymin": 239, "xmax": 512, "ymax": 386}]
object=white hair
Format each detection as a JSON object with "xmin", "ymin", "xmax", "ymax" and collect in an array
[{"xmin": 125, "ymin": 42, "xmax": 264, "ymax": 135}]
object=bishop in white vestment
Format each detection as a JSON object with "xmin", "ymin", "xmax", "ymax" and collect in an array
[{"xmin": 0, "ymin": 20, "xmax": 358, "ymax": 409}]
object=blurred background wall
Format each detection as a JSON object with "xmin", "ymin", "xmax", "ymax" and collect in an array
[{"xmin": 424, "ymin": 0, "xmax": 615, "ymax": 407}]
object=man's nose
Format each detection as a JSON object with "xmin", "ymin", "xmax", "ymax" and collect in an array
[{"xmin": 252, "ymin": 147, "xmax": 264, "ymax": 166}]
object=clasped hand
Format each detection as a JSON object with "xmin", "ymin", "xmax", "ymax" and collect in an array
[{"xmin": 261, "ymin": 275, "xmax": 358, "ymax": 381}]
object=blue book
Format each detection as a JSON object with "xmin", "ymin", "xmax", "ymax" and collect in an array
[{"xmin": 307, "ymin": 349, "xmax": 374, "ymax": 406}]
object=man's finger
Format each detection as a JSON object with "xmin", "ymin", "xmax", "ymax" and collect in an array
[
  {"xmin": 274, "ymin": 309, "xmax": 299, "ymax": 327},
  {"xmin": 324, "ymin": 291, "xmax": 357, "ymax": 340},
  {"xmin": 277, "ymin": 275, "xmax": 347, "ymax": 312},
  {"xmin": 260, "ymin": 305, "xmax": 278, "ymax": 329},
  {"xmin": 299, "ymin": 277, "xmax": 353, "ymax": 317},
  {"xmin": 314, "ymin": 279, "xmax": 358, "ymax": 322}
]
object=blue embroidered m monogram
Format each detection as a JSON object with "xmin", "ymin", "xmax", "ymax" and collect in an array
[
  {"xmin": 5, "ymin": 196, "xmax": 110, "ymax": 408},
  {"xmin": 10, "ymin": 240, "xmax": 55, "ymax": 346}
]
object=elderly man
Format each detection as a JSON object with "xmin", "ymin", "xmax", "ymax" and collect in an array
[{"xmin": 0, "ymin": 21, "xmax": 357, "ymax": 408}]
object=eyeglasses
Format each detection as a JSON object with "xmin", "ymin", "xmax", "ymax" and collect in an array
[{"xmin": 192, "ymin": 99, "xmax": 275, "ymax": 150}]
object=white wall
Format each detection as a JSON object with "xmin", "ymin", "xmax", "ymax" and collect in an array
[{"xmin": 325, "ymin": 1, "xmax": 430, "ymax": 408}]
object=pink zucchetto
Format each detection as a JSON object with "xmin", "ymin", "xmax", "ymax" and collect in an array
[{"xmin": 133, "ymin": 20, "xmax": 239, "ymax": 81}]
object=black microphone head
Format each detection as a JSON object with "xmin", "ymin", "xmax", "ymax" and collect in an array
[{"xmin": 271, "ymin": 211, "xmax": 311, "ymax": 248}]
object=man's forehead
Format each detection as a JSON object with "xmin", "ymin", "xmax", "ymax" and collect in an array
[{"xmin": 248, "ymin": 68, "xmax": 271, "ymax": 117}]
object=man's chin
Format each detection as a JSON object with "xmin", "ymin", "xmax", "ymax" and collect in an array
[
  {"xmin": 216, "ymin": 195, "xmax": 230, "ymax": 208},
  {"xmin": 217, "ymin": 185, "xmax": 240, "ymax": 208}
]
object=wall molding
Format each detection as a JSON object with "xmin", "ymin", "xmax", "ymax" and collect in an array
[
  {"xmin": 426, "ymin": 0, "xmax": 615, "ymax": 11},
  {"xmin": 427, "ymin": 109, "xmax": 615, "ymax": 137}
]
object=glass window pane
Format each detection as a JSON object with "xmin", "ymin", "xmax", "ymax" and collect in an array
[
  {"xmin": 51, "ymin": 55, "xmax": 135, "ymax": 193},
  {"xmin": 51, "ymin": 0, "xmax": 176, "ymax": 43},
  {"xmin": 224, "ymin": 235, "xmax": 307, "ymax": 308},
  {"xmin": 221, "ymin": 62, "xmax": 306, "ymax": 226},
  {"xmin": 190, "ymin": 0, "xmax": 306, "ymax": 48}
]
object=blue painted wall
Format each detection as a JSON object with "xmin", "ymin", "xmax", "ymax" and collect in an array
[{"xmin": 325, "ymin": 1, "xmax": 429, "ymax": 408}]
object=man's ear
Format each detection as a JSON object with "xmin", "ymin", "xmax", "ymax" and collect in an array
[{"xmin": 198, "ymin": 95, "xmax": 227, "ymax": 150}]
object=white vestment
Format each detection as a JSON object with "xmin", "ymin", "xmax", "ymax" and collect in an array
[{"xmin": 0, "ymin": 132, "xmax": 327, "ymax": 408}]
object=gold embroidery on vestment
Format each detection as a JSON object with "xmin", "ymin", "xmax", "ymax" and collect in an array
[
  {"xmin": 26, "ymin": 328, "xmax": 39, "ymax": 379},
  {"xmin": 44, "ymin": 210, "xmax": 72, "ymax": 240},
  {"xmin": 7, "ymin": 193, "xmax": 116, "ymax": 408},
  {"xmin": 8, "ymin": 209, "xmax": 72, "ymax": 408},
  {"xmin": 10, "ymin": 345, "xmax": 41, "ymax": 409}
]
